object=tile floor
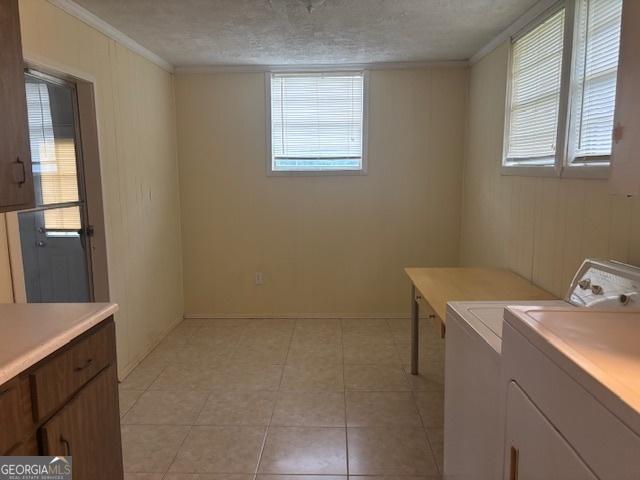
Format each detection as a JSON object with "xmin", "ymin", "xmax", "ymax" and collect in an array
[{"xmin": 119, "ymin": 317, "xmax": 445, "ymax": 480}]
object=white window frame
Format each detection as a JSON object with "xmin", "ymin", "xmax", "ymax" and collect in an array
[
  {"xmin": 265, "ymin": 69, "xmax": 369, "ymax": 177},
  {"xmin": 502, "ymin": 0, "xmax": 620, "ymax": 179}
]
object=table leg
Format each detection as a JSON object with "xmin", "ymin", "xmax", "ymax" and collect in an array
[{"xmin": 410, "ymin": 284, "xmax": 420, "ymax": 375}]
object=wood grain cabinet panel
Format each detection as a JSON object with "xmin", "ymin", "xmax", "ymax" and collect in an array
[
  {"xmin": 6, "ymin": 436, "xmax": 38, "ymax": 456},
  {"xmin": 0, "ymin": 376, "xmax": 32, "ymax": 455},
  {"xmin": 41, "ymin": 365, "xmax": 123, "ymax": 480},
  {"xmin": 0, "ymin": 0, "xmax": 35, "ymax": 211},
  {"xmin": 30, "ymin": 322, "xmax": 116, "ymax": 421}
]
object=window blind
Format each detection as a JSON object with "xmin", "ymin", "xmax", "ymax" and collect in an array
[
  {"xmin": 572, "ymin": 0, "xmax": 622, "ymax": 161},
  {"xmin": 506, "ymin": 9, "xmax": 565, "ymax": 165},
  {"xmin": 25, "ymin": 82, "xmax": 81, "ymax": 230},
  {"xmin": 270, "ymin": 72, "xmax": 364, "ymax": 172}
]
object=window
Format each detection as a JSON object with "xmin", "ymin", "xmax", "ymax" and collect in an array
[
  {"xmin": 268, "ymin": 71, "xmax": 367, "ymax": 174},
  {"xmin": 506, "ymin": 9, "xmax": 565, "ymax": 167},
  {"xmin": 503, "ymin": 0, "xmax": 623, "ymax": 176},
  {"xmin": 568, "ymin": 0, "xmax": 623, "ymax": 164}
]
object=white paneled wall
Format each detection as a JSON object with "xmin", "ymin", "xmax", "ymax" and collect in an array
[
  {"xmin": 13, "ymin": 0, "xmax": 184, "ymax": 377},
  {"xmin": 176, "ymin": 68, "xmax": 468, "ymax": 316},
  {"xmin": 461, "ymin": 43, "xmax": 640, "ymax": 298}
]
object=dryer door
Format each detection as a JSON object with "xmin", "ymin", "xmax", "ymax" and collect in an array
[{"xmin": 503, "ymin": 381, "xmax": 597, "ymax": 480}]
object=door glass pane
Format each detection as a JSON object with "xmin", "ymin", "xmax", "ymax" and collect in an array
[
  {"xmin": 25, "ymin": 74, "xmax": 80, "ymax": 207},
  {"xmin": 19, "ymin": 207, "xmax": 90, "ymax": 303},
  {"xmin": 44, "ymin": 203, "xmax": 82, "ymax": 232}
]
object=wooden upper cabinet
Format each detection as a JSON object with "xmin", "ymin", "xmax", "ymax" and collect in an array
[
  {"xmin": 0, "ymin": 0, "xmax": 34, "ymax": 212},
  {"xmin": 610, "ymin": 0, "xmax": 640, "ymax": 195}
]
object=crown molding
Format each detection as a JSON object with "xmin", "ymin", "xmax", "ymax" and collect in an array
[
  {"xmin": 47, "ymin": 0, "xmax": 174, "ymax": 73},
  {"xmin": 175, "ymin": 60, "xmax": 469, "ymax": 74},
  {"xmin": 469, "ymin": 0, "xmax": 561, "ymax": 64}
]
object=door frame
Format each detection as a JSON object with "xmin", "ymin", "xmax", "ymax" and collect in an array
[{"xmin": 6, "ymin": 58, "xmax": 109, "ymax": 303}]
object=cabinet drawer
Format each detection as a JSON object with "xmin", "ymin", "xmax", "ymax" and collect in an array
[
  {"xmin": 0, "ymin": 376, "xmax": 32, "ymax": 454},
  {"xmin": 31, "ymin": 322, "xmax": 115, "ymax": 421}
]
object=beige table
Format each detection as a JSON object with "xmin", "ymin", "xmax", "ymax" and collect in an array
[{"xmin": 404, "ymin": 267, "xmax": 556, "ymax": 375}]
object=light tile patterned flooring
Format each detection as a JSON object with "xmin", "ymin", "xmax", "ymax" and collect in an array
[{"xmin": 119, "ymin": 317, "xmax": 445, "ymax": 480}]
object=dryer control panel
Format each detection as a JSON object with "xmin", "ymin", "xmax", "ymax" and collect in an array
[{"xmin": 566, "ymin": 259, "xmax": 640, "ymax": 308}]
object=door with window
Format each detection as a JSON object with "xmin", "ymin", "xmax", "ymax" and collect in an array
[{"xmin": 18, "ymin": 71, "xmax": 93, "ymax": 303}]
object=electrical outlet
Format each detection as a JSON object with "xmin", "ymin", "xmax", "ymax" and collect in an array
[{"xmin": 255, "ymin": 272, "xmax": 264, "ymax": 285}]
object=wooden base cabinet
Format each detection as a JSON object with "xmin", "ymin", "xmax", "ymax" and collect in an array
[
  {"xmin": 0, "ymin": 318, "xmax": 123, "ymax": 480},
  {"xmin": 41, "ymin": 365, "xmax": 123, "ymax": 480}
]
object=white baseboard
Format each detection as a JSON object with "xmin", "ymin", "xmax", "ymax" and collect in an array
[
  {"xmin": 117, "ymin": 315, "xmax": 183, "ymax": 381},
  {"xmin": 183, "ymin": 312, "xmax": 432, "ymax": 320}
]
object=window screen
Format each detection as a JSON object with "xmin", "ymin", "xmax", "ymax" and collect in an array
[
  {"xmin": 270, "ymin": 72, "xmax": 365, "ymax": 172},
  {"xmin": 506, "ymin": 9, "xmax": 565, "ymax": 166},
  {"xmin": 571, "ymin": 0, "xmax": 622, "ymax": 162}
]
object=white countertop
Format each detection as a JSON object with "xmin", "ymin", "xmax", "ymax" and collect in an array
[
  {"xmin": 505, "ymin": 306, "xmax": 640, "ymax": 433},
  {"xmin": 0, "ymin": 303, "xmax": 118, "ymax": 386}
]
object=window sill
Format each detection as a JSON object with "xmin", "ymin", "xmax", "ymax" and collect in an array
[
  {"xmin": 500, "ymin": 164, "xmax": 610, "ymax": 180},
  {"xmin": 266, "ymin": 168, "xmax": 368, "ymax": 177},
  {"xmin": 501, "ymin": 164, "xmax": 560, "ymax": 177}
]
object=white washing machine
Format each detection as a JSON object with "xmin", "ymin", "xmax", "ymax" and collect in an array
[{"xmin": 443, "ymin": 259, "xmax": 640, "ymax": 480}]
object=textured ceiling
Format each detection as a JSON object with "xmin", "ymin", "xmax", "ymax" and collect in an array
[{"xmin": 72, "ymin": 0, "xmax": 539, "ymax": 67}]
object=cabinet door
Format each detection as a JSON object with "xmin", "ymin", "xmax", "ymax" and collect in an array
[
  {"xmin": 610, "ymin": 0, "xmax": 640, "ymax": 195},
  {"xmin": 503, "ymin": 382, "xmax": 597, "ymax": 480},
  {"xmin": 0, "ymin": 0, "xmax": 35, "ymax": 211},
  {"xmin": 41, "ymin": 365, "xmax": 123, "ymax": 480},
  {"xmin": 0, "ymin": 376, "xmax": 33, "ymax": 454}
]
